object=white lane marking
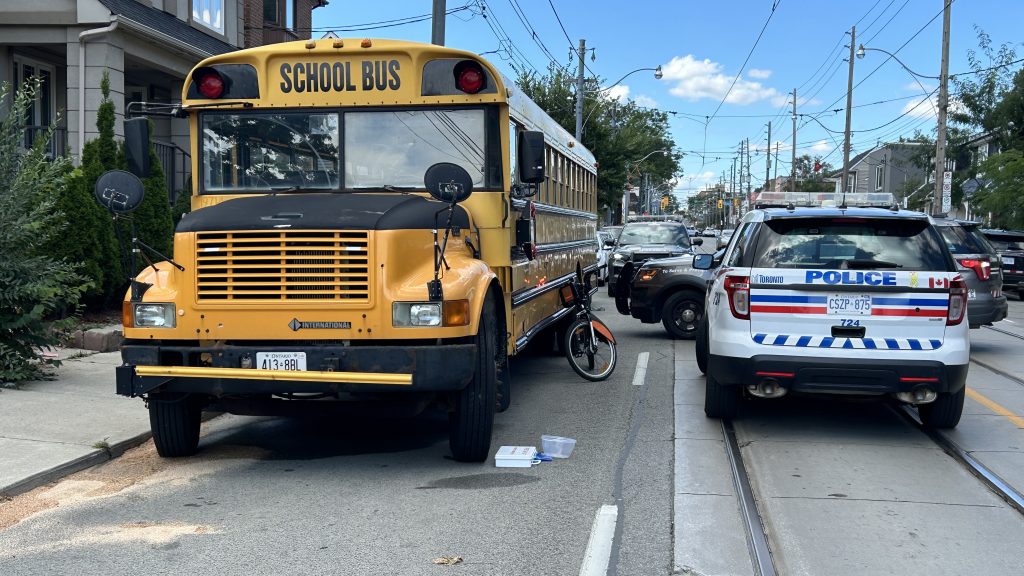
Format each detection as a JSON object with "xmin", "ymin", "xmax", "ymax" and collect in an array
[
  {"xmin": 1006, "ymin": 319, "xmax": 1016, "ymax": 324},
  {"xmin": 632, "ymin": 352, "xmax": 650, "ymax": 386},
  {"xmin": 578, "ymin": 505, "xmax": 619, "ymax": 576}
]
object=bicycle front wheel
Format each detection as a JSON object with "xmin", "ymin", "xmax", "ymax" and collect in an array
[{"xmin": 564, "ymin": 318, "xmax": 617, "ymax": 381}]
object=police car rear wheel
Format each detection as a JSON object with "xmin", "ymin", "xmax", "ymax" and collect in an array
[
  {"xmin": 662, "ymin": 292, "xmax": 703, "ymax": 339},
  {"xmin": 704, "ymin": 371, "xmax": 739, "ymax": 419},
  {"xmin": 919, "ymin": 387, "xmax": 965, "ymax": 429}
]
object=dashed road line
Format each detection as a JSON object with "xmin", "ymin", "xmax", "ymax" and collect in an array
[{"xmin": 632, "ymin": 352, "xmax": 649, "ymax": 386}]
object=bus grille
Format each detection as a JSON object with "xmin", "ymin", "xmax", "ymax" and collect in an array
[{"xmin": 195, "ymin": 231, "xmax": 371, "ymax": 302}]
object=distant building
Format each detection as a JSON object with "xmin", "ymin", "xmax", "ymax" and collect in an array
[{"xmin": 0, "ymin": 0, "xmax": 325, "ymax": 193}]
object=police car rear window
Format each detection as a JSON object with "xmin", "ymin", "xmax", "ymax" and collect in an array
[
  {"xmin": 752, "ymin": 217, "xmax": 948, "ymax": 271},
  {"xmin": 939, "ymin": 225, "xmax": 993, "ymax": 255}
]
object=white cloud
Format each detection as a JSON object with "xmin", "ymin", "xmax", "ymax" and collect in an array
[
  {"xmin": 661, "ymin": 55, "xmax": 779, "ymax": 105},
  {"xmin": 901, "ymin": 95, "xmax": 938, "ymax": 119},
  {"xmin": 748, "ymin": 68, "xmax": 772, "ymax": 79},
  {"xmin": 605, "ymin": 84, "xmax": 630, "ymax": 101},
  {"xmin": 634, "ymin": 95, "xmax": 658, "ymax": 108},
  {"xmin": 810, "ymin": 140, "xmax": 831, "ymax": 153},
  {"xmin": 904, "ymin": 81, "xmax": 936, "ymax": 92}
]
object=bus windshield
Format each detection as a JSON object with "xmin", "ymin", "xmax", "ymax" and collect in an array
[{"xmin": 200, "ymin": 109, "xmax": 487, "ymax": 193}]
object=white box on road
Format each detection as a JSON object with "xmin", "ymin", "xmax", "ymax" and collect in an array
[{"xmin": 494, "ymin": 445, "xmax": 537, "ymax": 468}]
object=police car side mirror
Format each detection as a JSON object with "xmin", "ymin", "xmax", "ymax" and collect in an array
[{"xmin": 692, "ymin": 253, "xmax": 714, "ymax": 270}]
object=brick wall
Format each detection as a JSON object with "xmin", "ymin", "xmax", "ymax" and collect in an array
[{"xmin": 243, "ymin": 0, "xmax": 322, "ymax": 47}]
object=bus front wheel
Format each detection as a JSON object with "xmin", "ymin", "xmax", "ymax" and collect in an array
[{"xmin": 449, "ymin": 296, "xmax": 498, "ymax": 462}]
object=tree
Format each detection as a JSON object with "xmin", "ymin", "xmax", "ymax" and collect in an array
[
  {"xmin": 131, "ymin": 126, "xmax": 174, "ymax": 261},
  {"xmin": 793, "ymin": 154, "xmax": 834, "ymax": 191},
  {"xmin": 975, "ymin": 149, "xmax": 1024, "ymax": 228},
  {"xmin": 0, "ymin": 81, "xmax": 88, "ymax": 383},
  {"xmin": 515, "ymin": 66, "xmax": 680, "ymax": 221},
  {"xmin": 49, "ymin": 72, "xmax": 122, "ymax": 303}
]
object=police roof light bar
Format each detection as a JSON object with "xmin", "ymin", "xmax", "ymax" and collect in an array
[{"xmin": 753, "ymin": 191, "xmax": 895, "ymax": 209}]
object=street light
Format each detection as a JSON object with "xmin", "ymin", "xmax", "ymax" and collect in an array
[
  {"xmin": 576, "ymin": 66, "xmax": 663, "ymax": 139},
  {"xmin": 856, "ymin": 44, "xmax": 938, "ymax": 115},
  {"xmin": 623, "ymin": 149, "xmax": 673, "ymax": 221}
]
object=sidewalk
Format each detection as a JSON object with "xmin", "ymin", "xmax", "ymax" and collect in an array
[{"xmin": 0, "ymin": 349, "xmax": 152, "ymax": 498}]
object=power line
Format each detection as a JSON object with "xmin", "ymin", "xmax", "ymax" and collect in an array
[
  {"xmin": 277, "ymin": 3, "xmax": 474, "ymax": 32},
  {"xmin": 861, "ymin": 0, "xmax": 911, "ymax": 46},
  {"xmin": 707, "ymin": 0, "xmax": 781, "ymax": 123},
  {"xmin": 505, "ymin": 0, "xmax": 569, "ymax": 72}
]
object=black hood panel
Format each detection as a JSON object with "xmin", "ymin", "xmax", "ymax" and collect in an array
[{"xmin": 177, "ymin": 193, "xmax": 469, "ymax": 232}]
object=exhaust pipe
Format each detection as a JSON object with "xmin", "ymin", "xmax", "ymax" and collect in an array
[
  {"xmin": 895, "ymin": 386, "xmax": 937, "ymax": 405},
  {"xmin": 747, "ymin": 378, "xmax": 788, "ymax": 399}
]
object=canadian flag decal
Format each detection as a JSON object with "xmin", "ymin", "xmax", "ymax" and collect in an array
[{"xmin": 929, "ymin": 277, "xmax": 949, "ymax": 289}]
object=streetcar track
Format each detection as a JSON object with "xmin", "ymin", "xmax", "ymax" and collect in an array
[
  {"xmin": 895, "ymin": 405, "xmax": 1024, "ymax": 516},
  {"xmin": 722, "ymin": 420, "xmax": 777, "ymax": 576},
  {"xmin": 982, "ymin": 324, "xmax": 1024, "ymax": 342}
]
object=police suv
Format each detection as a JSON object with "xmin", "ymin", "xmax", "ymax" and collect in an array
[{"xmin": 693, "ymin": 192, "xmax": 969, "ymax": 428}]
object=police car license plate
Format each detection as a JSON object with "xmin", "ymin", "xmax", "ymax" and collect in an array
[
  {"xmin": 826, "ymin": 294, "xmax": 871, "ymax": 315},
  {"xmin": 256, "ymin": 352, "xmax": 306, "ymax": 371}
]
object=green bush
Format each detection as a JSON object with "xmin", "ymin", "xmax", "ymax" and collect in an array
[
  {"xmin": 48, "ymin": 72, "xmax": 122, "ymax": 303},
  {"xmin": 131, "ymin": 127, "xmax": 174, "ymax": 262},
  {"xmin": 0, "ymin": 81, "xmax": 89, "ymax": 383}
]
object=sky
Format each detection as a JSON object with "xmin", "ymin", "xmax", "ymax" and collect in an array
[{"xmin": 312, "ymin": 1, "xmax": 1024, "ymax": 201}]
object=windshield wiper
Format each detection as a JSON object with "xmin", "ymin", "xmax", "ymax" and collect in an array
[
  {"xmin": 349, "ymin": 185, "xmax": 418, "ymax": 194},
  {"xmin": 844, "ymin": 259, "xmax": 903, "ymax": 269},
  {"xmin": 268, "ymin": 185, "xmax": 336, "ymax": 194}
]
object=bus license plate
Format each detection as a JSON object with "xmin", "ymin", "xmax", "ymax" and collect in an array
[
  {"xmin": 826, "ymin": 294, "xmax": 871, "ymax": 315},
  {"xmin": 256, "ymin": 352, "xmax": 306, "ymax": 371}
]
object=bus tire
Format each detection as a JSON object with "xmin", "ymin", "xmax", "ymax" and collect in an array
[
  {"xmin": 695, "ymin": 316, "xmax": 709, "ymax": 375},
  {"xmin": 148, "ymin": 392, "xmax": 203, "ymax": 457},
  {"xmin": 450, "ymin": 297, "xmax": 498, "ymax": 462}
]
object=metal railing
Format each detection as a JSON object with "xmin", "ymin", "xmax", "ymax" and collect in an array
[{"xmin": 152, "ymin": 140, "xmax": 191, "ymax": 204}]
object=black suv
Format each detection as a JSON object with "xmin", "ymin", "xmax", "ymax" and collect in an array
[
  {"xmin": 616, "ymin": 251, "xmax": 721, "ymax": 338},
  {"xmin": 607, "ymin": 221, "xmax": 702, "ymax": 297},
  {"xmin": 981, "ymin": 229, "xmax": 1024, "ymax": 298}
]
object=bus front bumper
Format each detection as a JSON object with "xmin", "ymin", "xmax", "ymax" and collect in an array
[{"xmin": 116, "ymin": 343, "xmax": 476, "ymax": 397}]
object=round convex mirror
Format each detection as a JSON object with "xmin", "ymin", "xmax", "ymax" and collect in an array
[
  {"xmin": 94, "ymin": 170, "xmax": 146, "ymax": 214},
  {"xmin": 423, "ymin": 162, "xmax": 473, "ymax": 204}
]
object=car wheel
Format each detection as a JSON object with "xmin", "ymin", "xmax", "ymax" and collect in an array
[
  {"xmin": 148, "ymin": 392, "xmax": 204, "ymax": 457},
  {"xmin": 449, "ymin": 296, "xmax": 498, "ymax": 462},
  {"xmin": 695, "ymin": 316, "xmax": 709, "ymax": 375},
  {"xmin": 704, "ymin": 370, "xmax": 739, "ymax": 419},
  {"xmin": 662, "ymin": 291, "xmax": 704, "ymax": 339},
  {"xmin": 918, "ymin": 386, "xmax": 965, "ymax": 429}
]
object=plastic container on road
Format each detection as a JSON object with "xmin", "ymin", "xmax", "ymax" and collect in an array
[{"xmin": 541, "ymin": 435, "xmax": 576, "ymax": 458}]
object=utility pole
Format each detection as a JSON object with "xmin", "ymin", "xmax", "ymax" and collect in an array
[
  {"xmin": 933, "ymin": 0, "xmax": 952, "ymax": 214},
  {"xmin": 773, "ymin": 142, "xmax": 780, "ymax": 190},
  {"xmin": 841, "ymin": 25, "xmax": 856, "ymax": 198},
  {"xmin": 431, "ymin": 0, "xmax": 446, "ymax": 45},
  {"xmin": 791, "ymin": 88, "xmax": 797, "ymax": 191},
  {"xmin": 765, "ymin": 121, "xmax": 772, "ymax": 190},
  {"xmin": 574, "ymin": 38, "xmax": 586, "ymax": 140},
  {"xmin": 745, "ymin": 138, "xmax": 751, "ymax": 197}
]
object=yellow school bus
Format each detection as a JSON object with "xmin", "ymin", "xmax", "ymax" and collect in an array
[{"xmin": 114, "ymin": 38, "xmax": 598, "ymax": 461}]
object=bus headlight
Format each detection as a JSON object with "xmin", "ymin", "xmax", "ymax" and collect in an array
[
  {"xmin": 393, "ymin": 302, "xmax": 442, "ymax": 327},
  {"xmin": 133, "ymin": 303, "xmax": 176, "ymax": 328}
]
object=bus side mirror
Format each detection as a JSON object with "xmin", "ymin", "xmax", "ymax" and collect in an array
[
  {"xmin": 124, "ymin": 118, "xmax": 151, "ymax": 178},
  {"xmin": 517, "ymin": 131, "xmax": 545, "ymax": 184}
]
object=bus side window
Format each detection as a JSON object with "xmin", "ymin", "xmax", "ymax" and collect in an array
[{"xmin": 509, "ymin": 120, "xmax": 519, "ymax": 189}]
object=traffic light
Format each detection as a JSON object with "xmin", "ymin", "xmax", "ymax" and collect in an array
[
  {"xmin": 661, "ymin": 196, "xmax": 670, "ymax": 210},
  {"xmin": 717, "ymin": 198, "xmax": 723, "ymax": 209}
]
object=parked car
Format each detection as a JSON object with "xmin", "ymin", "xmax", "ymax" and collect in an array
[
  {"xmin": 695, "ymin": 195, "xmax": 969, "ymax": 426},
  {"xmin": 718, "ymin": 228, "xmax": 736, "ymax": 249},
  {"xmin": 617, "ymin": 250, "xmax": 722, "ymax": 338},
  {"xmin": 980, "ymin": 229, "xmax": 1024, "ymax": 299},
  {"xmin": 931, "ymin": 218, "xmax": 1008, "ymax": 328},
  {"xmin": 596, "ymin": 230, "xmax": 613, "ymax": 285},
  {"xmin": 686, "ymin": 226, "xmax": 699, "ymax": 237},
  {"xmin": 607, "ymin": 221, "xmax": 702, "ymax": 298}
]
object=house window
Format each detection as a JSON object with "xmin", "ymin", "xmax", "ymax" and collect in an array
[
  {"xmin": 286, "ymin": 0, "xmax": 295, "ymax": 30},
  {"xmin": 193, "ymin": 0, "xmax": 224, "ymax": 34},
  {"xmin": 12, "ymin": 56, "xmax": 56, "ymax": 152},
  {"xmin": 846, "ymin": 172, "xmax": 857, "ymax": 193},
  {"xmin": 263, "ymin": 0, "xmax": 278, "ymax": 23},
  {"xmin": 874, "ymin": 165, "xmax": 884, "ymax": 190}
]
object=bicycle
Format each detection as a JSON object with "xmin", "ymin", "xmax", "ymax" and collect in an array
[{"xmin": 560, "ymin": 264, "xmax": 618, "ymax": 381}]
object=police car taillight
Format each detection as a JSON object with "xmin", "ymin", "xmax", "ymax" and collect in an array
[
  {"xmin": 724, "ymin": 275, "xmax": 750, "ymax": 320},
  {"xmin": 947, "ymin": 277, "xmax": 967, "ymax": 326},
  {"xmin": 958, "ymin": 258, "xmax": 991, "ymax": 281}
]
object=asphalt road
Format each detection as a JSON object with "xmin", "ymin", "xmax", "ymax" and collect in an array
[
  {"xmin": 4, "ymin": 298, "xmax": 1024, "ymax": 576},
  {"xmin": 0, "ymin": 294, "xmax": 677, "ymax": 576}
]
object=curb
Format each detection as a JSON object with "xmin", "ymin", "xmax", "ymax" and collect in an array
[{"xmin": 0, "ymin": 430, "xmax": 152, "ymax": 499}]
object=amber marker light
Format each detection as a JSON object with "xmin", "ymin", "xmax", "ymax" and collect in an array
[
  {"xmin": 361, "ymin": 39, "xmax": 372, "ymax": 48},
  {"xmin": 443, "ymin": 300, "xmax": 470, "ymax": 327},
  {"xmin": 122, "ymin": 301, "xmax": 133, "ymax": 328}
]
